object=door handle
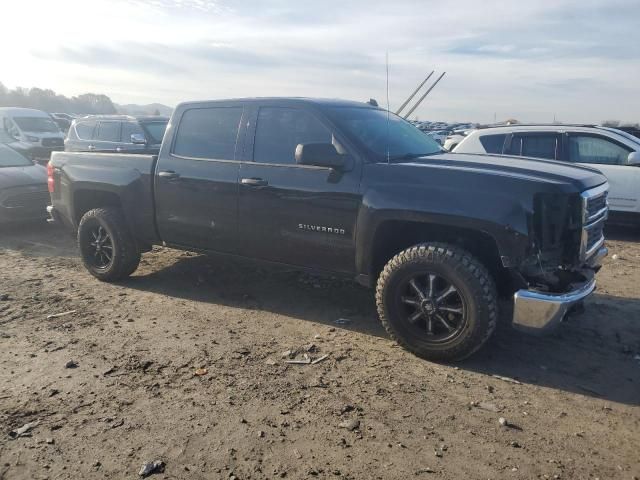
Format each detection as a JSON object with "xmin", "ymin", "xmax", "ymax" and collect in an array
[
  {"xmin": 158, "ymin": 170, "xmax": 181, "ymax": 180},
  {"xmin": 87, "ymin": 145, "xmax": 95, "ymax": 151},
  {"xmin": 116, "ymin": 146, "xmax": 122, "ymax": 153},
  {"xmin": 241, "ymin": 177, "xmax": 268, "ymax": 187}
]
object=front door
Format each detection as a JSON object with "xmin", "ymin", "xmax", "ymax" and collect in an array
[
  {"xmin": 564, "ymin": 133, "xmax": 638, "ymax": 212},
  {"xmin": 237, "ymin": 105, "xmax": 362, "ymax": 273},
  {"xmin": 154, "ymin": 104, "xmax": 246, "ymax": 253}
]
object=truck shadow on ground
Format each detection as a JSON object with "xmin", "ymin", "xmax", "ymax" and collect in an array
[{"xmin": 125, "ymin": 251, "xmax": 640, "ymax": 406}]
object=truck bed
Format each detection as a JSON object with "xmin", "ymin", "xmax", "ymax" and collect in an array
[{"xmin": 49, "ymin": 151, "xmax": 159, "ymax": 244}]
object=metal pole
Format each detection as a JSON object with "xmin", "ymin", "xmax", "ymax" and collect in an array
[
  {"xmin": 403, "ymin": 72, "xmax": 446, "ymax": 120},
  {"xmin": 395, "ymin": 71, "xmax": 434, "ymax": 115}
]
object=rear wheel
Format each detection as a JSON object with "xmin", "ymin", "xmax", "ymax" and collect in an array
[
  {"xmin": 77, "ymin": 207, "xmax": 141, "ymax": 282},
  {"xmin": 376, "ymin": 243, "xmax": 497, "ymax": 361}
]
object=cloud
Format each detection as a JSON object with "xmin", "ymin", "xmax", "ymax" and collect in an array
[{"xmin": 2, "ymin": 0, "xmax": 639, "ymax": 123}]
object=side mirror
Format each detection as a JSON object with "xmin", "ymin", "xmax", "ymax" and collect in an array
[
  {"xmin": 131, "ymin": 133, "xmax": 147, "ymax": 145},
  {"xmin": 295, "ymin": 143, "xmax": 346, "ymax": 169},
  {"xmin": 628, "ymin": 151, "xmax": 640, "ymax": 166}
]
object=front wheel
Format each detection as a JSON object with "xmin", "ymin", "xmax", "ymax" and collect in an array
[
  {"xmin": 77, "ymin": 207, "xmax": 141, "ymax": 282},
  {"xmin": 376, "ymin": 243, "xmax": 497, "ymax": 361}
]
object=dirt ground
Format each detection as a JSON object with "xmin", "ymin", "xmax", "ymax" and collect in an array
[{"xmin": 1, "ymin": 223, "xmax": 639, "ymax": 480}]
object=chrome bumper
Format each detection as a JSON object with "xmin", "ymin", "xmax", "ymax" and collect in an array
[{"xmin": 512, "ymin": 247, "xmax": 606, "ymax": 334}]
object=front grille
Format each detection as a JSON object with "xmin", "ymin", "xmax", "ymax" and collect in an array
[
  {"xmin": 42, "ymin": 138, "xmax": 63, "ymax": 147},
  {"xmin": 580, "ymin": 184, "xmax": 608, "ymax": 261},
  {"xmin": 2, "ymin": 189, "xmax": 50, "ymax": 208}
]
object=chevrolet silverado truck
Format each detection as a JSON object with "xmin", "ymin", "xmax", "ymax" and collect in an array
[{"xmin": 47, "ymin": 98, "xmax": 609, "ymax": 361}]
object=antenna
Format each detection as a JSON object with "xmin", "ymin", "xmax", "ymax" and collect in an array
[
  {"xmin": 386, "ymin": 52, "xmax": 390, "ymax": 164},
  {"xmin": 403, "ymin": 71, "xmax": 446, "ymax": 120},
  {"xmin": 395, "ymin": 71, "xmax": 434, "ymax": 115}
]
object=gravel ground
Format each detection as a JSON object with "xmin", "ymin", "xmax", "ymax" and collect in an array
[{"xmin": 0, "ymin": 222, "xmax": 639, "ymax": 480}]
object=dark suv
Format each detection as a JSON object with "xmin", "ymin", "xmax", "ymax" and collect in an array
[{"xmin": 65, "ymin": 115, "xmax": 169, "ymax": 154}]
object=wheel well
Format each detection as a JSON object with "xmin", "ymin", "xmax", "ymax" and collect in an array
[
  {"xmin": 73, "ymin": 190, "xmax": 122, "ymax": 225},
  {"xmin": 371, "ymin": 220, "xmax": 513, "ymax": 296}
]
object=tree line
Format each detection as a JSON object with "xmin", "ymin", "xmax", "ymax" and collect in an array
[{"xmin": 0, "ymin": 82, "xmax": 117, "ymax": 115}]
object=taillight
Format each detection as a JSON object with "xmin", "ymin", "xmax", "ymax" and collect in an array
[{"xmin": 47, "ymin": 162, "xmax": 55, "ymax": 193}]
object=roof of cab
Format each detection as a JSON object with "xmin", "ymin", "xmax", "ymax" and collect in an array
[
  {"xmin": 0, "ymin": 107, "xmax": 52, "ymax": 118},
  {"xmin": 175, "ymin": 97, "xmax": 377, "ymax": 110}
]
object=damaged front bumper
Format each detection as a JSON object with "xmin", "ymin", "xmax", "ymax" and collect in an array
[{"xmin": 511, "ymin": 246, "xmax": 607, "ymax": 334}]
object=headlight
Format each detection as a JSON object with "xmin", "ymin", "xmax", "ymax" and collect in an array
[{"xmin": 26, "ymin": 135, "xmax": 40, "ymax": 143}]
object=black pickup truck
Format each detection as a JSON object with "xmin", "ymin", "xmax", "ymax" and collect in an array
[{"xmin": 47, "ymin": 98, "xmax": 609, "ymax": 361}]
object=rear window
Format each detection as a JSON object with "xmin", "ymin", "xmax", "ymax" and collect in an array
[
  {"xmin": 479, "ymin": 134, "xmax": 506, "ymax": 154},
  {"xmin": 173, "ymin": 107, "xmax": 243, "ymax": 160},
  {"xmin": 74, "ymin": 120, "xmax": 96, "ymax": 140}
]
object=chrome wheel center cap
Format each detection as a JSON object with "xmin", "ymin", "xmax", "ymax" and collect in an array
[{"xmin": 421, "ymin": 299, "xmax": 436, "ymax": 315}]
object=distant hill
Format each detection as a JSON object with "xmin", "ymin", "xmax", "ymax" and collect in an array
[{"xmin": 115, "ymin": 103, "xmax": 173, "ymax": 117}]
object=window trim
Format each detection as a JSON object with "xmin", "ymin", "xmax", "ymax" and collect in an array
[
  {"xmin": 169, "ymin": 105, "xmax": 245, "ymax": 163},
  {"xmin": 563, "ymin": 132, "xmax": 633, "ymax": 166}
]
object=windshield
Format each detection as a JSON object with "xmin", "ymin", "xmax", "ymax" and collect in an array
[
  {"xmin": 13, "ymin": 117, "xmax": 60, "ymax": 133},
  {"xmin": 141, "ymin": 121, "xmax": 168, "ymax": 144},
  {"xmin": 325, "ymin": 107, "xmax": 442, "ymax": 161},
  {"xmin": 0, "ymin": 144, "xmax": 32, "ymax": 167}
]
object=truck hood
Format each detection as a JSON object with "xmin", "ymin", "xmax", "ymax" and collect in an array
[
  {"xmin": 0, "ymin": 164, "xmax": 47, "ymax": 190},
  {"xmin": 403, "ymin": 152, "xmax": 606, "ymax": 193}
]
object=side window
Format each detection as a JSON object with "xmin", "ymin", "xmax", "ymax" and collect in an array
[
  {"xmin": 568, "ymin": 135, "xmax": 631, "ymax": 165},
  {"xmin": 479, "ymin": 134, "xmax": 506, "ymax": 154},
  {"xmin": 253, "ymin": 107, "xmax": 332, "ymax": 165},
  {"xmin": 74, "ymin": 120, "xmax": 96, "ymax": 140},
  {"xmin": 173, "ymin": 107, "xmax": 243, "ymax": 160},
  {"xmin": 96, "ymin": 122, "xmax": 121, "ymax": 142},
  {"xmin": 121, "ymin": 122, "xmax": 144, "ymax": 143},
  {"xmin": 506, "ymin": 134, "xmax": 558, "ymax": 160},
  {"xmin": 4, "ymin": 118, "xmax": 19, "ymax": 137}
]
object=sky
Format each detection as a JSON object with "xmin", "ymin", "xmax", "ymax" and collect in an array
[{"xmin": 1, "ymin": 0, "xmax": 639, "ymax": 123}]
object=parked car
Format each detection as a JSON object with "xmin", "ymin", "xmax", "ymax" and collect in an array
[
  {"xmin": 426, "ymin": 130, "xmax": 449, "ymax": 145},
  {"xmin": 48, "ymin": 97, "xmax": 608, "ymax": 361},
  {"xmin": 50, "ymin": 113, "xmax": 72, "ymax": 133},
  {"xmin": 0, "ymin": 108, "xmax": 65, "ymax": 163},
  {"xmin": 453, "ymin": 125, "xmax": 640, "ymax": 225},
  {"xmin": 0, "ymin": 142, "xmax": 48, "ymax": 223},
  {"xmin": 65, "ymin": 115, "xmax": 169, "ymax": 154},
  {"xmin": 443, "ymin": 133, "xmax": 467, "ymax": 151}
]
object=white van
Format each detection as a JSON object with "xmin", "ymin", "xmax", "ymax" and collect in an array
[
  {"xmin": 453, "ymin": 124, "xmax": 640, "ymax": 225},
  {"xmin": 0, "ymin": 108, "xmax": 65, "ymax": 163}
]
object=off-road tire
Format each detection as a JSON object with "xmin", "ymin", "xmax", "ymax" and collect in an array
[
  {"xmin": 77, "ymin": 207, "xmax": 141, "ymax": 282},
  {"xmin": 376, "ymin": 243, "xmax": 497, "ymax": 361}
]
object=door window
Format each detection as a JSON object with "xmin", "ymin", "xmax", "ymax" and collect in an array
[
  {"xmin": 121, "ymin": 122, "xmax": 145, "ymax": 143},
  {"xmin": 96, "ymin": 122, "xmax": 121, "ymax": 142},
  {"xmin": 479, "ymin": 134, "xmax": 506, "ymax": 154},
  {"xmin": 506, "ymin": 134, "xmax": 558, "ymax": 160},
  {"xmin": 568, "ymin": 135, "xmax": 631, "ymax": 165},
  {"xmin": 4, "ymin": 118, "xmax": 20, "ymax": 138},
  {"xmin": 75, "ymin": 120, "xmax": 96, "ymax": 140},
  {"xmin": 253, "ymin": 107, "xmax": 332, "ymax": 165},
  {"xmin": 173, "ymin": 107, "xmax": 243, "ymax": 160}
]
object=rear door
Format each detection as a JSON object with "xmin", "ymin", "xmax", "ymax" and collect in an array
[
  {"xmin": 504, "ymin": 132, "xmax": 562, "ymax": 160},
  {"xmin": 563, "ymin": 133, "xmax": 638, "ymax": 212},
  {"xmin": 237, "ymin": 104, "xmax": 362, "ymax": 272},
  {"xmin": 154, "ymin": 103, "xmax": 246, "ymax": 253}
]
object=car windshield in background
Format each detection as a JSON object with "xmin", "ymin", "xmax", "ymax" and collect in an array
[
  {"xmin": 141, "ymin": 121, "xmax": 168, "ymax": 144},
  {"xmin": 13, "ymin": 117, "xmax": 60, "ymax": 133},
  {"xmin": 0, "ymin": 144, "xmax": 32, "ymax": 167},
  {"xmin": 325, "ymin": 107, "xmax": 442, "ymax": 161}
]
